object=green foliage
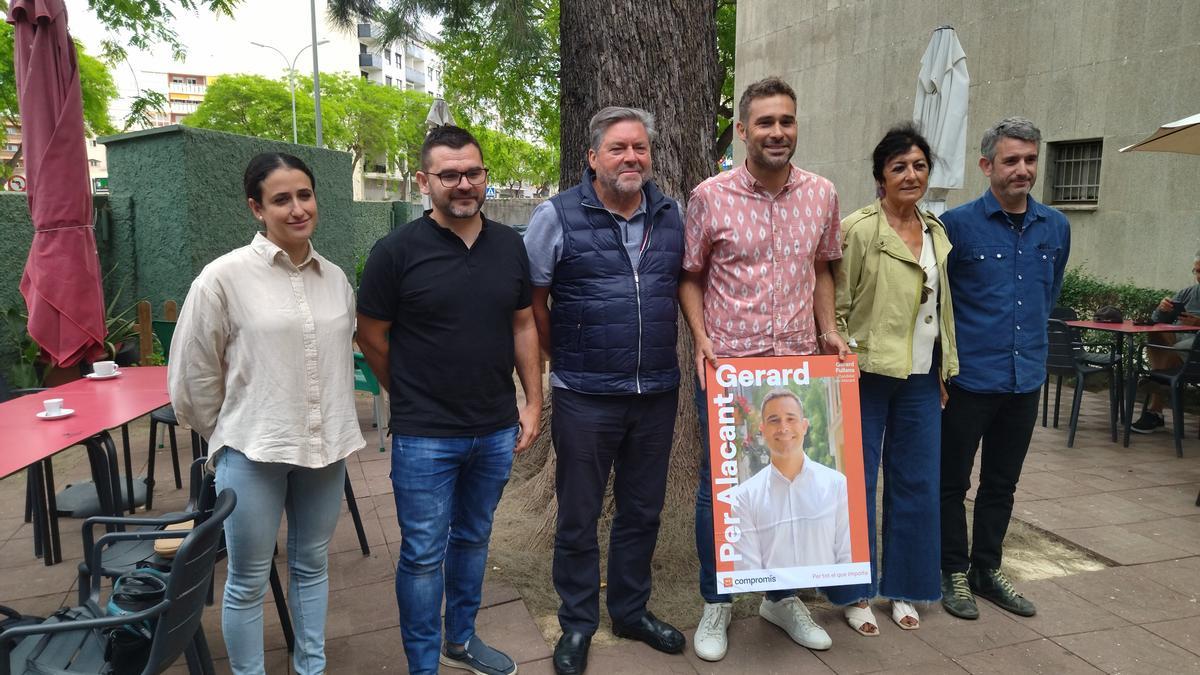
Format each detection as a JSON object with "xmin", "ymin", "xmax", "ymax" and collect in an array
[
  {"xmin": 1057, "ymin": 267, "xmax": 1173, "ymax": 320},
  {"xmin": 0, "ymin": 308, "xmax": 43, "ymax": 389},
  {"xmin": 469, "ymin": 125, "xmax": 558, "ymax": 193},
  {"xmin": 123, "ymin": 91, "xmax": 168, "ymax": 132},
  {"xmin": 82, "ymin": 0, "xmax": 240, "ymax": 62},
  {"xmin": 186, "ymin": 73, "xmax": 434, "ymax": 179}
]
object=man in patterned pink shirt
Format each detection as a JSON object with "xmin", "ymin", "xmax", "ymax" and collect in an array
[{"xmin": 680, "ymin": 77, "xmax": 850, "ymax": 662}]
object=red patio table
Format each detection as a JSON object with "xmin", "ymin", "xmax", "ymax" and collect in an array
[
  {"xmin": 1065, "ymin": 321, "xmax": 1200, "ymax": 447},
  {"xmin": 0, "ymin": 366, "xmax": 168, "ymax": 564}
]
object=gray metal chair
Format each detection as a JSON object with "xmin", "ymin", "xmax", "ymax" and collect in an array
[{"xmin": 0, "ymin": 489, "xmax": 236, "ymax": 675}]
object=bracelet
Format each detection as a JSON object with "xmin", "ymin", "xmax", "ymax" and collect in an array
[{"xmin": 818, "ymin": 330, "xmax": 840, "ymax": 343}]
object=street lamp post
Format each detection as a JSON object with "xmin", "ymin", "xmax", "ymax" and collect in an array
[{"xmin": 250, "ymin": 39, "xmax": 329, "ymax": 145}]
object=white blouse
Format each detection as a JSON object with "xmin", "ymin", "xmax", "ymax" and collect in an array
[
  {"xmin": 169, "ymin": 233, "xmax": 365, "ymax": 468},
  {"xmin": 911, "ymin": 227, "xmax": 940, "ymax": 375}
]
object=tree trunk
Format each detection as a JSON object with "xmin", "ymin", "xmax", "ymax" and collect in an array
[{"xmin": 519, "ymin": 0, "xmax": 720, "ymax": 561}]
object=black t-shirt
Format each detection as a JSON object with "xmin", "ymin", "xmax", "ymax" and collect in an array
[
  {"xmin": 357, "ymin": 213, "xmax": 532, "ymax": 436},
  {"xmin": 1003, "ymin": 209, "xmax": 1026, "ymax": 232}
]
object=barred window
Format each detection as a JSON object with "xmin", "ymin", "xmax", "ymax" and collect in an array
[{"xmin": 1049, "ymin": 140, "xmax": 1102, "ymax": 204}]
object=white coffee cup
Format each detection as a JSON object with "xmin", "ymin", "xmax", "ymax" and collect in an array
[
  {"xmin": 93, "ymin": 361, "xmax": 117, "ymax": 377},
  {"xmin": 43, "ymin": 398, "xmax": 63, "ymax": 416}
]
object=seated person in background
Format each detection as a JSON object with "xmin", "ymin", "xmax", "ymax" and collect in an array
[
  {"xmin": 732, "ymin": 389, "xmax": 851, "ymax": 571},
  {"xmin": 1132, "ymin": 251, "xmax": 1200, "ymax": 433}
]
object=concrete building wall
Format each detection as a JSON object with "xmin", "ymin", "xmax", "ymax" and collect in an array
[{"xmin": 736, "ymin": 0, "xmax": 1200, "ymax": 288}]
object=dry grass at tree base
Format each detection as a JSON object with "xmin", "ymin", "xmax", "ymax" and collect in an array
[{"xmin": 487, "ymin": 440, "xmax": 1107, "ymax": 648}]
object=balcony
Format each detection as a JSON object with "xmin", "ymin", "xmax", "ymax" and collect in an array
[
  {"xmin": 359, "ymin": 53, "xmax": 383, "ymax": 71},
  {"xmin": 405, "ymin": 67, "xmax": 425, "ymax": 86},
  {"xmin": 405, "ymin": 43, "xmax": 425, "ymax": 62},
  {"xmin": 357, "ymin": 22, "xmax": 380, "ymax": 43},
  {"xmin": 169, "ymin": 100, "xmax": 201, "ymax": 114},
  {"xmin": 168, "ymin": 82, "xmax": 207, "ymax": 96}
]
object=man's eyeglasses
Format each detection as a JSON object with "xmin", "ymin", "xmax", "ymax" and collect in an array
[{"xmin": 425, "ymin": 168, "xmax": 489, "ymax": 188}]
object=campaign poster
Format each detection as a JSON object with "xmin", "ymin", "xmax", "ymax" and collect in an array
[{"xmin": 706, "ymin": 355, "xmax": 870, "ymax": 594}]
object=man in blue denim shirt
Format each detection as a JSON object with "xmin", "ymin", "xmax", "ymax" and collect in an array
[{"xmin": 938, "ymin": 117, "xmax": 1070, "ymax": 622}]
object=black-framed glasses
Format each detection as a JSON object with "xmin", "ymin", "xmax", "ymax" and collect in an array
[
  {"xmin": 426, "ymin": 168, "xmax": 489, "ymax": 187},
  {"xmin": 920, "ymin": 270, "xmax": 934, "ymax": 304}
]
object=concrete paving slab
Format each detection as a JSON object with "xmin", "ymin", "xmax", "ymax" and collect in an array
[
  {"xmin": 1142, "ymin": 617, "xmax": 1200, "ymax": 658},
  {"xmin": 1054, "ymin": 625, "xmax": 1200, "ymax": 673},
  {"xmin": 1125, "ymin": 556, "xmax": 1200, "ymax": 597},
  {"xmin": 1012, "ymin": 579, "xmax": 1128, "ymax": 638},
  {"xmin": 1052, "ymin": 566, "xmax": 1200, "ymax": 625},
  {"xmin": 953, "ymin": 637, "xmax": 1103, "ymax": 674},
  {"xmin": 682, "ymin": 613, "xmax": 834, "ymax": 674},
  {"xmin": 585, "ymin": 638, "xmax": 699, "ymax": 674},
  {"xmin": 1111, "ymin": 484, "xmax": 1200, "ymax": 516},
  {"xmin": 910, "ymin": 601, "xmax": 1041, "ymax": 658},
  {"xmin": 798, "ymin": 604, "xmax": 965, "ymax": 674},
  {"xmin": 474, "ymin": 598, "xmax": 554, "ymax": 664},
  {"xmin": 1052, "ymin": 524, "xmax": 1192, "ymax": 564}
]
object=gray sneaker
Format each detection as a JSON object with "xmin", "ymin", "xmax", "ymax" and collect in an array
[
  {"xmin": 940, "ymin": 571, "xmax": 979, "ymax": 620},
  {"xmin": 440, "ymin": 636, "xmax": 517, "ymax": 675},
  {"xmin": 968, "ymin": 567, "xmax": 1036, "ymax": 617}
]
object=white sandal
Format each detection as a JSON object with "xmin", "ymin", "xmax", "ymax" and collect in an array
[
  {"xmin": 844, "ymin": 603, "xmax": 879, "ymax": 636},
  {"xmin": 891, "ymin": 600, "xmax": 920, "ymax": 630}
]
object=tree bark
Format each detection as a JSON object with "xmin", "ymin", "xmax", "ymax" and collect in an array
[{"xmin": 519, "ymin": 0, "xmax": 720, "ymax": 554}]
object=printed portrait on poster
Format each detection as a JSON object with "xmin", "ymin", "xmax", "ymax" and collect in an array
[{"xmin": 706, "ymin": 355, "xmax": 871, "ymax": 594}]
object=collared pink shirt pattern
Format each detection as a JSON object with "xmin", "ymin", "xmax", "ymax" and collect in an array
[{"xmin": 684, "ymin": 164, "xmax": 842, "ymax": 357}]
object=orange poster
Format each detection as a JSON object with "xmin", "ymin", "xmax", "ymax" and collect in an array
[{"xmin": 706, "ymin": 355, "xmax": 870, "ymax": 593}]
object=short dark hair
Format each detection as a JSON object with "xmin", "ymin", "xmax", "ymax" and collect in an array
[
  {"xmin": 738, "ymin": 76, "xmax": 796, "ymax": 123},
  {"xmin": 871, "ymin": 123, "xmax": 934, "ymax": 184},
  {"xmin": 980, "ymin": 117, "xmax": 1041, "ymax": 161},
  {"xmin": 421, "ymin": 125, "xmax": 483, "ymax": 170},
  {"xmin": 243, "ymin": 153, "xmax": 315, "ymax": 203}
]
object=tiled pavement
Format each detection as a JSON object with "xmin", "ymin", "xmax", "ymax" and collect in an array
[{"xmin": 0, "ymin": 388, "xmax": 1196, "ymax": 673}]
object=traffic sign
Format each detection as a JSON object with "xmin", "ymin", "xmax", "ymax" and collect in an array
[
  {"xmin": 485, "ymin": 186, "xmax": 497, "ymax": 199},
  {"xmin": 6, "ymin": 175, "xmax": 26, "ymax": 192}
]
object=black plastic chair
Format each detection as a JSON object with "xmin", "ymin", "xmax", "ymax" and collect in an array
[
  {"xmin": 1043, "ymin": 307, "xmax": 1118, "ymax": 429},
  {"xmin": 1139, "ymin": 337, "xmax": 1200, "ymax": 458},
  {"xmin": 77, "ymin": 459, "xmax": 297, "ymax": 653},
  {"xmin": 0, "ymin": 489, "xmax": 236, "ymax": 675},
  {"xmin": 145, "ymin": 405, "xmax": 206, "ymax": 511},
  {"xmin": 1044, "ymin": 319, "xmax": 1119, "ymax": 447}
]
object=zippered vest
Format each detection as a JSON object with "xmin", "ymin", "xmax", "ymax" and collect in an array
[{"xmin": 549, "ymin": 172, "xmax": 683, "ymax": 394}]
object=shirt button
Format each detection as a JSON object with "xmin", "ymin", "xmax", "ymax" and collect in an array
[
  {"xmin": 1014, "ymin": 350, "xmax": 1020, "ymax": 355},
  {"xmin": 1018, "ymin": 274, "xmax": 1023, "ymax": 280},
  {"xmin": 1042, "ymin": 254, "xmax": 1048, "ymax": 260},
  {"xmin": 1017, "ymin": 325, "xmax": 1022, "ymax": 330},
  {"xmin": 1018, "ymin": 300, "xmax": 1023, "ymax": 306},
  {"xmin": 996, "ymin": 253, "xmax": 1002, "ymax": 259},
  {"xmin": 1018, "ymin": 249, "xmax": 1022, "ymax": 254},
  {"xmin": 925, "ymin": 315, "xmax": 933, "ymax": 324}
]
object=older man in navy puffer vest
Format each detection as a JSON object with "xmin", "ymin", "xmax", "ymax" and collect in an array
[{"xmin": 525, "ymin": 106, "xmax": 685, "ymax": 675}]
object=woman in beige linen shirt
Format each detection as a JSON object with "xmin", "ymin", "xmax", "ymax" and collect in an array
[{"xmin": 169, "ymin": 153, "xmax": 364, "ymax": 675}]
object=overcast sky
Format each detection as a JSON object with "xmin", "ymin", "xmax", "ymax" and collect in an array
[{"xmin": 64, "ymin": 0, "xmax": 439, "ymax": 121}]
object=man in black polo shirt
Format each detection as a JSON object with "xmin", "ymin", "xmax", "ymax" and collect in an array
[{"xmin": 357, "ymin": 125, "xmax": 542, "ymax": 675}]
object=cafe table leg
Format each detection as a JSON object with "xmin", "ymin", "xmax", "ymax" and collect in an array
[
  {"xmin": 121, "ymin": 424, "xmax": 136, "ymax": 513},
  {"xmin": 41, "ymin": 458, "xmax": 62, "ymax": 564},
  {"xmin": 1123, "ymin": 333, "xmax": 1137, "ymax": 447}
]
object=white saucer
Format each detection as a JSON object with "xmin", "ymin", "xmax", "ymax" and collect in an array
[
  {"xmin": 86, "ymin": 371, "xmax": 120, "ymax": 380},
  {"xmin": 36, "ymin": 409, "xmax": 75, "ymax": 420}
]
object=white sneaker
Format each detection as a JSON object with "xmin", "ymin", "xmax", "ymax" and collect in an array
[
  {"xmin": 759, "ymin": 597, "xmax": 832, "ymax": 651},
  {"xmin": 693, "ymin": 602, "xmax": 732, "ymax": 661}
]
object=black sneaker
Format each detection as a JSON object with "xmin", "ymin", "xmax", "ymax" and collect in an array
[
  {"xmin": 967, "ymin": 567, "xmax": 1036, "ymax": 617},
  {"xmin": 1131, "ymin": 411, "xmax": 1164, "ymax": 434},
  {"xmin": 940, "ymin": 571, "xmax": 979, "ymax": 620},
  {"xmin": 440, "ymin": 636, "xmax": 517, "ymax": 675}
]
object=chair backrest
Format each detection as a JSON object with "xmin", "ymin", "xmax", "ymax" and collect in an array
[
  {"xmin": 141, "ymin": 488, "xmax": 236, "ymax": 675},
  {"xmin": 1050, "ymin": 306, "xmax": 1079, "ymax": 321},
  {"xmin": 1045, "ymin": 319, "xmax": 1081, "ymax": 373},
  {"xmin": 353, "ymin": 352, "xmax": 380, "ymax": 395},
  {"xmin": 1182, "ymin": 335, "xmax": 1200, "ymax": 382},
  {"xmin": 153, "ymin": 320, "xmax": 177, "ymax": 364}
]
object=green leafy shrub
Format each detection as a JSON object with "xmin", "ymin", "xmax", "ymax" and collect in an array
[{"xmin": 1057, "ymin": 267, "xmax": 1173, "ymax": 320}]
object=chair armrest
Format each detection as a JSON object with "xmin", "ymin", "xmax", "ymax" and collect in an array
[
  {"xmin": 0, "ymin": 599, "xmax": 170, "ymax": 642},
  {"xmin": 81, "ymin": 510, "xmax": 199, "ymax": 566},
  {"xmin": 87, "ymin": 530, "xmax": 189, "ymax": 606}
]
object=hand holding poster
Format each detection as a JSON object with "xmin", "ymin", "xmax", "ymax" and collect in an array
[{"xmin": 707, "ymin": 355, "xmax": 871, "ymax": 594}]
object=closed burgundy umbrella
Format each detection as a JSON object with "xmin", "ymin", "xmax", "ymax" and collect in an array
[{"xmin": 7, "ymin": 0, "xmax": 106, "ymax": 367}]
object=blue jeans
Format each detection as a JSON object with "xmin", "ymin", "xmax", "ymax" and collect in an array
[
  {"xmin": 826, "ymin": 371, "xmax": 942, "ymax": 605},
  {"xmin": 215, "ymin": 448, "xmax": 347, "ymax": 675},
  {"xmin": 391, "ymin": 426, "xmax": 517, "ymax": 675},
  {"xmin": 693, "ymin": 379, "xmax": 792, "ymax": 604}
]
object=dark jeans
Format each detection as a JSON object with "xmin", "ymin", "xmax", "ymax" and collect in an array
[
  {"xmin": 693, "ymin": 378, "xmax": 794, "ymax": 605},
  {"xmin": 390, "ymin": 426, "xmax": 518, "ymax": 675},
  {"xmin": 940, "ymin": 383, "xmax": 1040, "ymax": 573},
  {"xmin": 552, "ymin": 387, "xmax": 678, "ymax": 634},
  {"xmin": 826, "ymin": 371, "xmax": 942, "ymax": 605}
]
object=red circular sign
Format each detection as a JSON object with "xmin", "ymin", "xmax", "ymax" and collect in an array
[{"xmin": 6, "ymin": 175, "xmax": 26, "ymax": 192}]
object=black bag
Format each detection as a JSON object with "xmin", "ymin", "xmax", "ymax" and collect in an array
[
  {"xmin": 0, "ymin": 604, "xmax": 44, "ymax": 635},
  {"xmin": 1092, "ymin": 305, "xmax": 1124, "ymax": 323},
  {"xmin": 103, "ymin": 569, "xmax": 168, "ymax": 673}
]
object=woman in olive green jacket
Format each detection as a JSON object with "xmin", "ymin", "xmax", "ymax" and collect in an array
[{"xmin": 827, "ymin": 124, "xmax": 957, "ymax": 637}]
